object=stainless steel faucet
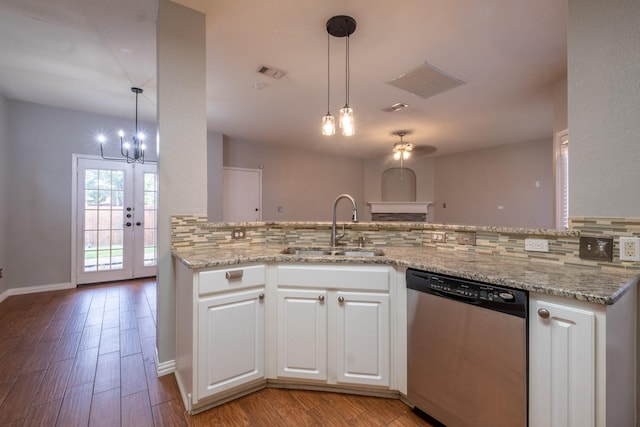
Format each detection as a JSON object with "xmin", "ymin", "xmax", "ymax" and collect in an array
[{"xmin": 331, "ymin": 194, "xmax": 359, "ymax": 247}]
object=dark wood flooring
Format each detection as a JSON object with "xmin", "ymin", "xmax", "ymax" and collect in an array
[{"xmin": 0, "ymin": 278, "xmax": 431, "ymax": 426}]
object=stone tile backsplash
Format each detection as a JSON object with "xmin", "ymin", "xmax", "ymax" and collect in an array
[{"xmin": 171, "ymin": 215, "xmax": 640, "ymax": 272}]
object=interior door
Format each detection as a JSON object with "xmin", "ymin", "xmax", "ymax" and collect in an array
[
  {"xmin": 75, "ymin": 157, "xmax": 157, "ymax": 284},
  {"xmin": 223, "ymin": 167, "xmax": 262, "ymax": 222}
]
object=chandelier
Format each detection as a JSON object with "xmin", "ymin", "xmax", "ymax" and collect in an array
[
  {"xmin": 322, "ymin": 15, "xmax": 357, "ymax": 136},
  {"xmin": 98, "ymin": 87, "xmax": 148, "ymax": 163}
]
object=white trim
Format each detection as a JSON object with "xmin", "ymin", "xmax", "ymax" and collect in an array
[
  {"xmin": 156, "ymin": 357, "xmax": 176, "ymax": 377},
  {"xmin": 71, "ymin": 153, "xmax": 104, "ymax": 287},
  {"xmin": 554, "ymin": 129, "xmax": 569, "ymax": 229},
  {"xmin": 0, "ymin": 282, "xmax": 75, "ymax": 303},
  {"xmin": 367, "ymin": 202, "xmax": 432, "ymax": 214}
]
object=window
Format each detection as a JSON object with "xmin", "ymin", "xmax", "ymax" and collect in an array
[{"xmin": 555, "ymin": 130, "xmax": 569, "ymax": 229}]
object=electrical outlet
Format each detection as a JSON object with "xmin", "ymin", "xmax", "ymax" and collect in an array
[
  {"xmin": 619, "ymin": 237, "xmax": 640, "ymax": 261},
  {"xmin": 0, "ymin": 267, "xmax": 3, "ymax": 279},
  {"xmin": 524, "ymin": 238, "xmax": 549, "ymax": 253},
  {"xmin": 431, "ymin": 232, "xmax": 446, "ymax": 243},
  {"xmin": 457, "ymin": 232, "xmax": 476, "ymax": 245},
  {"xmin": 579, "ymin": 236, "xmax": 613, "ymax": 261},
  {"xmin": 231, "ymin": 229, "xmax": 246, "ymax": 239}
]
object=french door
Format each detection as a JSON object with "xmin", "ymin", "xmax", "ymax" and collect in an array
[{"xmin": 75, "ymin": 157, "xmax": 157, "ymax": 284}]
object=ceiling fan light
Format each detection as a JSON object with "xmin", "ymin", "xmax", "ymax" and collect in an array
[
  {"xmin": 393, "ymin": 151, "xmax": 401, "ymax": 160},
  {"xmin": 403, "ymin": 150, "xmax": 411, "ymax": 160}
]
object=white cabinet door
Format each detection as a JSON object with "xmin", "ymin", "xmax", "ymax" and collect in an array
[
  {"xmin": 197, "ymin": 288, "xmax": 265, "ymax": 400},
  {"xmin": 336, "ymin": 291, "xmax": 390, "ymax": 386},
  {"xmin": 529, "ymin": 298, "xmax": 596, "ymax": 427},
  {"xmin": 277, "ymin": 288, "xmax": 328, "ymax": 381}
]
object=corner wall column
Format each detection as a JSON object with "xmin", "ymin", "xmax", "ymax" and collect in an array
[{"xmin": 156, "ymin": 0, "xmax": 207, "ymax": 366}]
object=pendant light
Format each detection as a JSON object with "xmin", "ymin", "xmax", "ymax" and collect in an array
[
  {"xmin": 324, "ymin": 15, "xmax": 357, "ymax": 137},
  {"xmin": 321, "ymin": 32, "xmax": 335, "ymax": 135}
]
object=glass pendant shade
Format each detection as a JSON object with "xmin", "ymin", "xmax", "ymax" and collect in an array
[
  {"xmin": 339, "ymin": 106, "xmax": 354, "ymax": 136},
  {"xmin": 322, "ymin": 113, "xmax": 336, "ymax": 135},
  {"xmin": 403, "ymin": 150, "xmax": 411, "ymax": 160},
  {"xmin": 393, "ymin": 151, "xmax": 401, "ymax": 160}
]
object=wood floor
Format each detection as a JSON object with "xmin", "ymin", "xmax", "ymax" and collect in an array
[{"xmin": 0, "ymin": 278, "xmax": 432, "ymax": 426}]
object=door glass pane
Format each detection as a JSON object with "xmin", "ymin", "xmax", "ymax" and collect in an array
[
  {"xmin": 83, "ymin": 167, "xmax": 125, "ymax": 272},
  {"xmin": 143, "ymin": 172, "xmax": 158, "ymax": 267}
]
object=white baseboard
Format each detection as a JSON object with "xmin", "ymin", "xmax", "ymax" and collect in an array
[
  {"xmin": 156, "ymin": 347, "xmax": 176, "ymax": 377},
  {"xmin": 0, "ymin": 282, "xmax": 75, "ymax": 303}
]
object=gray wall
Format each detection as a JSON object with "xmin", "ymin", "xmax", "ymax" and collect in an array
[
  {"xmin": 433, "ymin": 139, "xmax": 554, "ymax": 228},
  {"xmin": 207, "ymin": 132, "xmax": 224, "ymax": 222},
  {"xmin": 223, "ymin": 136, "xmax": 365, "ymax": 222},
  {"xmin": 5, "ymin": 100, "xmax": 156, "ymax": 289},
  {"xmin": 0, "ymin": 93, "xmax": 8, "ymax": 294},
  {"xmin": 568, "ymin": 0, "xmax": 640, "ymax": 217}
]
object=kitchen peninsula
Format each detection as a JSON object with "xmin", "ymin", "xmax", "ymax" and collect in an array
[{"xmin": 172, "ymin": 217, "xmax": 639, "ymax": 426}]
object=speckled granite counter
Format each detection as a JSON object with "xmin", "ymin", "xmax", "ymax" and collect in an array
[{"xmin": 172, "ymin": 245, "xmax": 638, "ymax": 305}]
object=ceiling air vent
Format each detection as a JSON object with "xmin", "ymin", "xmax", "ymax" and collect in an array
[
  {"xmin": 382, "ymin": 102, "xmax": 409, "ymax": 112},
  {"xmin": 387, "ymin": 62, "xmax": 465, "ymax": 99},
  {"xmin": 257, "ymin": 65, "xmax": 286, "ymax": 79}
]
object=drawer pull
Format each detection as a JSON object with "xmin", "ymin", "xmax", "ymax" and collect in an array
[
  {"xmin": 225, "ymin": 270, "xmax": 244, "ymax": 280},
  {"xmin": 538, "ymin": 308, "xmax": 550, "ymax": 319},
  {"xmin": 259, "ymin": 293, "xmax": 265, "ymax": 300}
]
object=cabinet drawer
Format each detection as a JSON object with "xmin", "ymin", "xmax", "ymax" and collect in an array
[
  {"xmin": 276, "ymin": 265, "xmax": 390, "ymax": 291},
  {"xmin": 199, "ymin": 264, "xmax": 265, "ymax": 295}
]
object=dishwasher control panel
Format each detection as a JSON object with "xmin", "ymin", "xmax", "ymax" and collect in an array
[
  {"xmin": 429, "ymin": 276, "xmax": 517, "ymax": 303},
  {"xmin": 406, "ymin": 268, "xmax": 528, "ymax": 318}
]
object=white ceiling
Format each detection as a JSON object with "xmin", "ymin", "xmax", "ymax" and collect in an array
[{"xmin": 0, "ymin": 0, "xmax": 567, "ymax": 159}]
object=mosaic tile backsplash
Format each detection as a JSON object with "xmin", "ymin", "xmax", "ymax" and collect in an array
[{"xmin": 171, "ymin": 215, "xmax": 640, "ymax": 272}]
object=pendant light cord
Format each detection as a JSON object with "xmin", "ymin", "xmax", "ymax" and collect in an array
[
  {"xmin": 327, "ymin": 33, "xmax": 331, "ymax": 114},
  {"xmin": 345, "ymin": 27, "xmax": 350, "ymax": 106},
  {"xmin": 135, "ymin": 91, "xmax": 139, "ymax": 136}
]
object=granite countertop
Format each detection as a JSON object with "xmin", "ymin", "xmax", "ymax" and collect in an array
[{"xmin": 172, "ymin": 245, "xmax": 639, "ymax": 305}]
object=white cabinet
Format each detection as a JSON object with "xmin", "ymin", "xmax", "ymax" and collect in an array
[
  {"xmin": 197, "ymin": 287, "xmax": 265, "ymax": 399},
  {"xmin": 529, "ymin": 290, "xmax": 637, "ymax": 427},
  {"xmin": 529, "ymin": 298, "xmax": 596, "ymax": 427},
  {"xmin": 277, "ymin": 288, "xmax": 328, "ymax": 381},
  {"xmin": 275, "ymin": 264, "xmax": 392, "ymax": 387},
  {"xmin": 174, "ymin": 262, "xmax": 266, "ymax": 413},
  {"xmin": 335, "ymin": 291, "xmax": 389, "ymax": 386}
]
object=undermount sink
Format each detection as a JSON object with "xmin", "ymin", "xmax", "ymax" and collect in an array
[{"xmin": 280, "ymin": 247, "xmax": 385, "ymax": 257}]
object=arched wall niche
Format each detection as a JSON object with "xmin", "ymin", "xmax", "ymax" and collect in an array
[{"xmin": 381, "ymin": 167, "xmax": 416, "ymax": 202}]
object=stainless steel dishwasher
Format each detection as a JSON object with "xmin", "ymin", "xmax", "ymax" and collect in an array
[{"xmin": 406, "ymin": 268, "xmax": 528, "ymax": 427}]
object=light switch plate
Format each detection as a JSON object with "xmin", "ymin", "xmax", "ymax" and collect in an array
[
  {"xmin": 431, "ymin": 232, "xmax": 446, "ymax": 243},
  {"xmin": 579, "ymin": 236, "xmax": 613, "ymax": 261}
]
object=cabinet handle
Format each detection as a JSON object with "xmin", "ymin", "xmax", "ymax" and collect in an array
[
  {"xmin": 225, "ymin": 270, "xmax": 243, "ymax": 280},
  {"xmin": 258, "ymin": 293, "xmax": 265, "ymax": 300},
  {"xmin": 318, "ymin": 295, "xmax": 325, "ymax": 302},
  {"xmin": 538, "ymin": 308, "xmax": 550, "ymax": 319},
  {"xmin": 337, "ymin": 296, "xmax": 345, "ymax": 303}
]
